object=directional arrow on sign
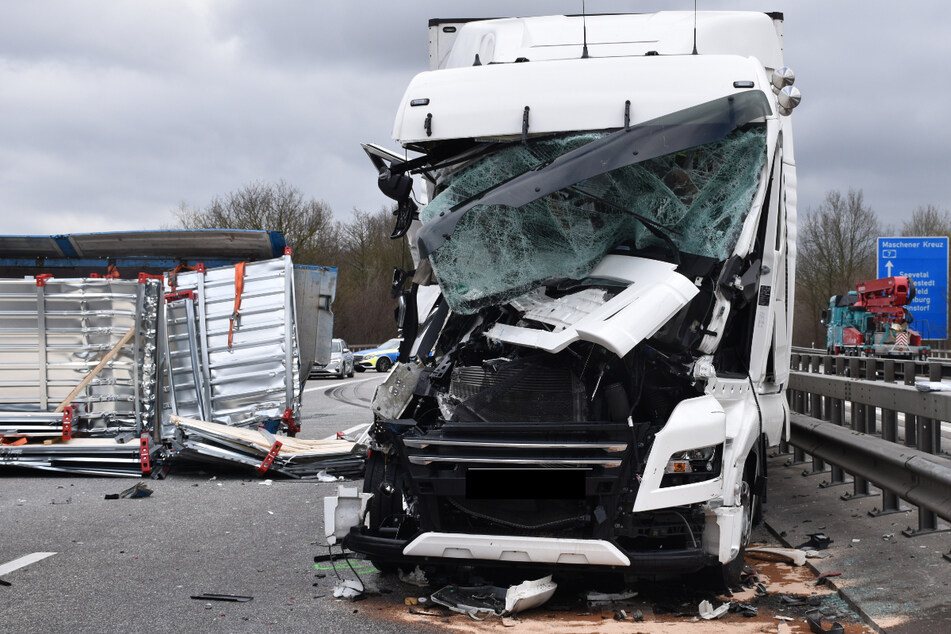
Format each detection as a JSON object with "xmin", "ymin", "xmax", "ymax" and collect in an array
[{"xmin": 885, "ymin": 260, "xmax": 894, "ymax": 276}]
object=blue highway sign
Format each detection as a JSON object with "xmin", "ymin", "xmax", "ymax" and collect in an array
[{"xmin": 877, "ymin": 236, "xmax": 948, "ymax": 339}]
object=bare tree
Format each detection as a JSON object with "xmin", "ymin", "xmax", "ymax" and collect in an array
[
  {"xmin": 795, "ymin": 188, "xmax": 880, "ymax": 346},
  {"xmin": 176, "ymin": 180, "xmax": 339, "ymax": 265},
  {"xmin": 901, "ymin": 204, "xmax": 951, "ymax": 238},
  {"xmin": 333, "ymin": 207, "xmax": 409, "ymax": 345}
]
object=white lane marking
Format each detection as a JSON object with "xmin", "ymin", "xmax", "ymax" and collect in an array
[
  {"xmin": 323, "ymin": 422, "xmax": 372, "ymax": 441},
  {"xmin": 302, "ymin": 376, "xmax": 379, "ymax": 394},
  {"xmin": 0, "ymin": 552, "xmax": 57, "ymax": 577}
]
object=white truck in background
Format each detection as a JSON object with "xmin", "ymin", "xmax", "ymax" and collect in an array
[{"xmin": 337, "ymin": 11, "xmax": 801, "ymax": 588}]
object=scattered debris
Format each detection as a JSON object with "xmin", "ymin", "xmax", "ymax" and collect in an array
[
  {"xmin": 585, "ymin": 589, "xmax": 638, "ymax": 605},
  {"xmin": 104, "ymin": 482, "xmax": 153, "ymax": 500},
  {"xmin": 729, "ymin": 602, "xmax": 758, "ymax": 617},
  {"xmin": 797, "ymin": 533, "xmax": 833, "ymax": 550},
  {"xmin": 698, "ymin": 599, "xmax": 730, "ymax": 620},
  {"xmin": 430, "ymin": 575, "xmax": 556, "ymax": 618},
  {"xmin": 333, "ymin": 580, "xmax": 364, "ymax": 601},
  {"xmin": 316, "ymin": 470, "xmax": 344, "ymax": 482},
  {"xmin": 190, "ymin": 593, "xmax": 252, "ymax": 602},
  {"xmin": 173, "ymin": 416, "xmax": 363, "ymax": 479},
  {"xmin": 0, "ymin": 578, "xmax": 10, "ymax": 587},
  {"xmin": 807, "ymin": 608, "xmax": 845, "ymax": 634},
  {"xmin": 397, "ymin": 565, "xmax": 430, "ymax": 588},
  {"xmin": 430, "ymin": 584, "xmax": 505, "ymax": 618},
  {"xmin": 815, "ymin": 572, "xmax": 842, "ymax": 587},
  {"xmin": 746, "ymin": 547, "xmax": 807, "ymax": 566}
]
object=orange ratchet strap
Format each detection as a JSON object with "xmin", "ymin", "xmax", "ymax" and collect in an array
[{"xmin": 228, "ymin": 262, "xmax": 246, "ymax": 348}]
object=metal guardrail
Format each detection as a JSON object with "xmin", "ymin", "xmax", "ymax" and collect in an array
[{"xmin": 787, "ymin": 352, "xmax": 951, "ymax": 560}]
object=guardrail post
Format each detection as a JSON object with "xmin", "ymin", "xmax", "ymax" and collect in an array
[
  {"xmin": 864, "ymin": 359, "xmax": 877, "ymax": 435},
  {"xmin": 901, "ymin": 362, "xmax": 949, "ymax": 537},
  {"xmin": 925, "ymin": 362, "xmax": 943, "ymax": 455},
  {"xmin": 790, "ymin": 356, "xmax": 808, "ymax": 464},
  {"xmin": 803, "ymin": 357, "xmax": 829, "ymax": 476},
  {"xmin": 820, "ymin": 356, "xmax": 850, "ymax": 488},
  {"xmin": 869, "ymin": 359, "xmax": 907, "ymax": 517},
  {"xmin": 903, "ymin": 360, "xmax": 917, "ymax": 447},
  {"xmin": 843, "ymin": 357, "xmax": 874, "ymax": 500}
]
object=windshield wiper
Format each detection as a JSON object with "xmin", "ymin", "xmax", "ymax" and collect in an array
[{"xmin": 568, "ymin": 186, "xmax": 682, "ymax": 266}]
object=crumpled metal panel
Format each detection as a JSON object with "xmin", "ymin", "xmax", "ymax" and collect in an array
[
  {"xmin": 0, "ymin": 278, "xmax": 161, "ymax": 434},
  {"xmin": 165, "ymin": 255, "xmax": 301, "ymax": 428}
]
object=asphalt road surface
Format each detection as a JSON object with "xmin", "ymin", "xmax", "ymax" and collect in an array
[{"xmin": 0, "ymin": 373, "xmax": 401, "ymax": 634}]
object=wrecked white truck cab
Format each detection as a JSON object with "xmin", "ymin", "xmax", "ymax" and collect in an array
[{"xmin": 342, "ymin": 12, "xmax": 800, "ymax": 586}]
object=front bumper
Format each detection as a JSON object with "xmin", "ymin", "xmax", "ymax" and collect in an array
[
  {"xmin": 345, "ymin": 526, "xmax": 710, "ymax": 574},
  {"xmin": 311, "ymin": 361, "xmax": 344, "ymax": 376}
]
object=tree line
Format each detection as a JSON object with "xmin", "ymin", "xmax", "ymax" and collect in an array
[
  {"xmin": 176, "ymin": 180, "xmax": 407, "ymax": 347},
  {"xmin": 177, "ymin": 180, "xmax": 951, "ymax": 349}
]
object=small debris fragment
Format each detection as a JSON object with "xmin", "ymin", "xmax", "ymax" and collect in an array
[
  {"xmin": 806, "ymin": 608, "xmax": 845, "ymax": 634},
  {"xmin": 502, "ymin": 616, "xmax": 519, "ymax": 627},
  {"xmin": 317, "ymin": 470, "xmax": 343, "ymax": 482},
  {"xmin": 332, "ymin": 580, "xmax": 364, "ymax": 601},
  {"xmin": 585, "ymin": 589, "xmax": 638, "ymax": 605},
  {"xmin": 797, "ymin": 533, "xmax": 833, "ymax": 550},
  {"xmin": 190, "ymin": 594, "xmax": 252, "ymax": 602},
  {"xmin": 815, "ymin": 572, "xmax": 842, "ymax": 587},
  {"xmin": 698, "ymin": 599, "xmax": 730, "ymax": 620},
  {"xmin": 729, "ymin": 602, "xmax": 758, "ymax": 617},
  {"xmin": 104, "ymin": 482, "xmax": 153, "ymax": 500},
  {"xmin": 404, "ymin": 597, "xmax": 419, "ymax": 606},
  {"xmin": 398, "ymin": 565, "xmax": 429, "ymax": 587}
]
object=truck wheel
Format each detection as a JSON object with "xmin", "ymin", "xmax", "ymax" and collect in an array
[{"xmin": 376, "ymin": 357, "xmax": 392, "ymax": 373}]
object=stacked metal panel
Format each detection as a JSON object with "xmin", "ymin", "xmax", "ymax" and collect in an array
[
  {"xmin": 0, "ymin": 277, "xmax": 162, "ymax": 475},
  {"xmin": 163, "ymin": 255, "xmax": 302, "ymax": 430},
  {"xmin": 172, "ymin": 416, "xmax": 364, "ymax": 478}
]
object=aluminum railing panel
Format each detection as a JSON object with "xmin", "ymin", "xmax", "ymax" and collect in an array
[{"xmin": 167, "ymin": 256, "xmax": 301, "ymax": 428}]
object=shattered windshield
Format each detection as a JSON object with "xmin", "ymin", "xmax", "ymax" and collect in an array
[{"xmin": 419, "ymin": 93, "xmax": 770, "ymax": 315}]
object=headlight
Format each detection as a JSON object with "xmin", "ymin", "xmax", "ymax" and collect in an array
[
  {"xmin": 661, "ymin": 444, "xmax": 722, "ymax": 488},
  {"xmin": 665, "ymin": 445, "xmax": 717, "ymax": 474}
]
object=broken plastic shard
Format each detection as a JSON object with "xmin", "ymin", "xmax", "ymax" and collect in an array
[
  {"xmin": 698, "ymin": 599, "xmax": 730, "ymax": 620},
  {"xmin": 585, "ymin": 589, "xmax": 638, "ymax": 606},
  {"xmin": 424, "ymin": 127, "xmax": 766, "ymax": 314},
  {"xmin": 332, "ymin": 580, "xmax": 364, "ymax": 600},
  {"xmin": 503, "ymin": 575, "xmax": 557, "ymax": 614},
  {"xmin": 398, "ymin": 565, "xmax": 429, "ymax": 587}
]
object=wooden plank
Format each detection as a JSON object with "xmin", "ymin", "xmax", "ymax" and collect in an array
[{"xmin": 54, "ymin": 326, "xmax": 136, "ymax": 413}]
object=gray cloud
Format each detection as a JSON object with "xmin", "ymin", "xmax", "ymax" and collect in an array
[{"xmin": 0, "ymin": 1, "xmax": 949, "ymax": 237}]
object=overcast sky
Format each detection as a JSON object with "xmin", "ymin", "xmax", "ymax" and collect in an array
[{"xmin": 1, "ymin": 1, "xmax": 948, "ymax": 236}]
